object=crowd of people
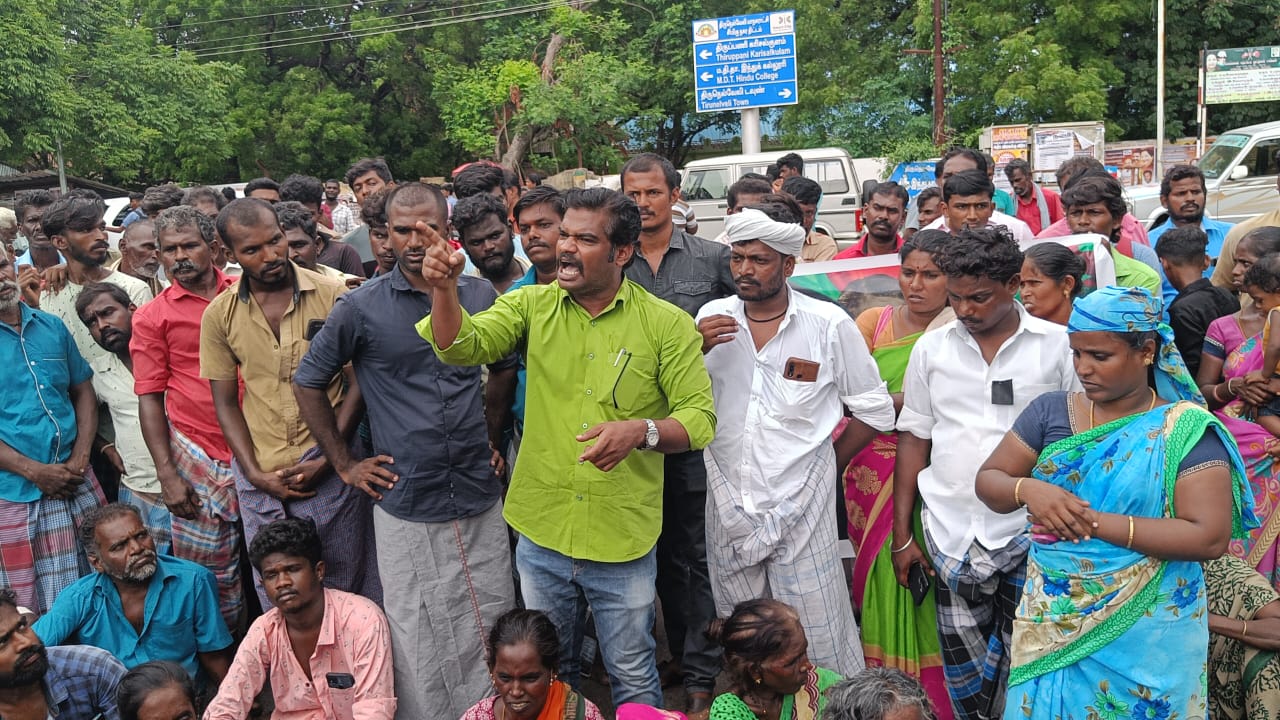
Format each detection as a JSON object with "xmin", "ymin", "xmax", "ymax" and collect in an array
[{"xmin": 2, "ymin": 145, "xmax": 1280, "ymax": 720}]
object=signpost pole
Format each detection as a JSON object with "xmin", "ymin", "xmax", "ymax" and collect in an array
[
  {"xmin": 1155, "ymin": 0, "xmax": 1166, "ymax": 179},
  {"xmin": 1197, "ymin": 44, "xmax": 1208, "ymax": 158},
  {"xmin": 741, "ymin": 108, "xmax": 762, "ymax": 154}
]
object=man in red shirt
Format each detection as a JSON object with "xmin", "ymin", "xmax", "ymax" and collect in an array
[
  {"xmin": 833, "ymin": 182, "xmax": 909, "ymax": 259},
  {"xmin": 131, "ymin": 205, "xmax": 244, "ymax": 632},
  {"xmin": 1004, "ymin": 158, "xmax": 1063, "ymax": 235}
]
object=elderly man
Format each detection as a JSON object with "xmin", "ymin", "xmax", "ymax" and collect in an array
[
  {"xmin": 109, "ymin": 219, "xmax": 165, "ymax": 296},
  {"xmin": 33, "ymin": 503, "xmax": 232, "ymax": 684},
  {"xmin": 418, "ymin": 187, "xmax": 717, "ymax": 708},
  {"xmin": 0, "ymin": 244, "xmax": 103, "ymax": 615},
  {"xmin": 696, "ymin": 204, "xmax": 895, "ymax": 676}
]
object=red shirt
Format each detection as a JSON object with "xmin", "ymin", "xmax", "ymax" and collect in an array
[
  {"xmin": 832, "ymin": 233, "xmax": 904, "ymax": 260},
  {"xmin": 1014, "ymin": 186, "xmax": 1065, "ymax": 235},
  {"xmin": 130, "ymin": 270, "xmax": 239, "ymax": 462}
]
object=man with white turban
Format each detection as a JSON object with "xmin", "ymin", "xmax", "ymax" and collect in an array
[{"xmin": 695, "ymin": 202, "xmax": 896, "ymax": 675}]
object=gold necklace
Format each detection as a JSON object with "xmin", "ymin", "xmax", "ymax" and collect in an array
[{"xmin": 1090, "ymin": 387, "xmax": 1157, "ymax": 429}]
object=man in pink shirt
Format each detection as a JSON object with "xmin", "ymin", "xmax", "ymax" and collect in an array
[
  {"xmin": 132, "ymin": 206, "xmax": 243, "ymax": 631},
  {"xmin": 205, "ymin": 517, "xmax": 395, "ymax": 720}
]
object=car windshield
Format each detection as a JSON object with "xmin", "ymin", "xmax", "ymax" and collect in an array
[{"xmin": 1198, "ymin": 134, "xmax": 1249, "ymax": 179}]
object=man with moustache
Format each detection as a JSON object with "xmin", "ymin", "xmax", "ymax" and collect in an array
[
  {"xmin": 32, "ymin": 504, "xmax": 232, "ymax": 685},
  {"xmin": 74, "ymin": 284, "xmax": 170, "ymax": 550},
  {"xmin": 361, "ymin": 189, "xmax": 397, "ymax": 278},
  {"xmin": 109, "ymin": 219, "xmax": 165, "ymax": 296},
  {"xmin": 323, "ymin": 179, "xmax": 357, "ymax": 236},
  {"xmin": 343, "ymin": 158, "xmax": 398, "ymax": 271},
  {"xmin": 453, "ymin": 192, "xmax": 530, "ymax": 294},
  {"xmin": 0, "ymin": 244, "xmax": 103, "ymax": 616},
  {"xmin": 418, "ymin": 187, "xmax": 716, "ymax": 708},
  {"xmin": 621, "ymin": 153, "xmax": 730, "ymax": 716},
  {"xmin": 295, "ymin": 182, "xmax": 515, "ymax": 720},
  {"xmin": 205, "ymin": 518, "xmax": 395, "ymax": 720},
  {"xmin": 181, "ymin": 186, "xmax": 239, "ymax": 277},
  {"xmin": 1147, "ymin": 165, "xmax": 1234, "ymax": 307},
  {"xmin": 36, "ymin": 194, "xmax": 153, "ymax": 367},
  {"xmin": 277, "ymin": 202, "xmax": 364, "ymax": 288},
  {"xmin": 893, "ymin": 227, "xmax": 1078, "ymax": 719},
  {"xmin": 696, "ymin": 204, "xmax": 895, "ymax": 676},
  {"xmin": 14, "ymin": 190, "xmax": 63, "ymax": 271},
  {"xmin": 131, "ymin": 206, "xmax": 245, "ymax": 631},
  {"xmin": 919, "ymin": 149, "xmax": 1034, "ymax": 244},
  {"xmin": 779, "ymin": 176, "xmax": 838, "ymax": 262},
  {"xmin": 202, "ymin": 199, "xmax": 380, "ymax": 608},
  {"xmin": 0, "ymin": 588, "xmax": 127, "ymax": 720},
  {"xmin": 833, "ymin": 182, "xmax": 910, "ymax": 259}
]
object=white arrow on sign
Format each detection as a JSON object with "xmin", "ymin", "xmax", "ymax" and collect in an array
[
  {"xmin": 699, "ymin": 49, "xmax": 713, "ymax": 60},
  {"xmin": 779, "ymin": 87, "xmax": 793, "ymax": 98},
  {"xmin": 700, "ymin": 72, "xmax": 714, "ymax": 82}
]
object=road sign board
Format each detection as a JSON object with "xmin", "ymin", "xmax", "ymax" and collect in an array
[{"xmin": 691, "ymin": 10, "xmax": 797, "ymax": 113}]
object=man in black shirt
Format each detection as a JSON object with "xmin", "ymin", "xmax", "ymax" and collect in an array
[{"xmin": 1157, "ymin": 225, "xmax": 1240, "ymax": 377}]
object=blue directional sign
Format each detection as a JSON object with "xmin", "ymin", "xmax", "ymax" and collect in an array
[{"xmin": 691, "ymin": 10, "xmax": 798, "ymax": 113}]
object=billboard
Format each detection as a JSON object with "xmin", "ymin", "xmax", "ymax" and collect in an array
[{"xmin": 1204, "ymin": 46, "xmax": 1280, "ymax": 104}]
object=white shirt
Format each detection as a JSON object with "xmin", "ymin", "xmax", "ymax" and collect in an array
[
  {"xmin": 90, "ymin": 353, "xmax": 159, "ymax": 494},
  {"xmin": 698, "ymin": 289, "xmax": 895, "ymax": 557},
  {"xmin": 924, "ymin": 209, "xmax": 1035, "ymax": 245},
  {"xmin": 897, "ymin": 303, "xmax": 1079, "ymax": 560}
]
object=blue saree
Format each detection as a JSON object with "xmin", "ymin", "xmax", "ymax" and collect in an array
[{"xmin": 1004, "ymin": 401, "xmax": 1256, "ymax": 720}]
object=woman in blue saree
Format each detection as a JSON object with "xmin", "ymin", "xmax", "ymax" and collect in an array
[{"xmin": 975, "ymin": 286, "xmax": 1257, "ymax": 719}]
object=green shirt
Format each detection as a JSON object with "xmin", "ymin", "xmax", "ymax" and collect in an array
[
  {"xmin": 994, "ymin": 187, "xmax": 1016, "ymax": 216},
  {"xmin": 1111, "ymin": 247, "xmax": 1163, "ymax": 300},
  {"xmin": 417, "ymin": 278, "xmax": 716, "ymax": 562}
]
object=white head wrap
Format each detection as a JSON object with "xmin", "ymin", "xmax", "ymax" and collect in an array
[{"xmin": 724, "ymin": 207, "xmax": 806, "ymax": 257}]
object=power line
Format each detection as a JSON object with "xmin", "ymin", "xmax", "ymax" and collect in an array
[
  {"xmin": 172, "ymin": 0, "xmax": 530, "ymax": 52},
  {"xmin": 185, "ymin": 0, "xmax": 559, "ymax": 58},
  {"xmin": 141, "ymin": 0, "xmax": 397, "ymax": 31}
]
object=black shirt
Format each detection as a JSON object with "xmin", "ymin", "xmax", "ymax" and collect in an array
[
  {"xmin": 624, "ymin": 228, "xmax": 736, "ymax": 316},
  {"xmin": 1168, "ymin": 278, "xmax": 1240, "ymax": 377}
]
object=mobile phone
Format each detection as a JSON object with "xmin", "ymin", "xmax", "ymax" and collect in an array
[
  {"xmin": 783, "ymin": 357, "xmax": 820, "ymax": 382},
  {"xmin": 305, "ymin": 318, "xmax": 325, "ymax": 341},
  {"xmin": 326, "ymin": 672, "xmax": 356, "ymax": 690},
  {"xmin": 908, "ymin": 562, "xmax": 931, "ymax": 606}
]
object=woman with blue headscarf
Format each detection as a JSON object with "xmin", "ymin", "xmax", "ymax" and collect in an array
[{"xmin": 975, "ymin": 285, "xmax": 1258, "ymax": 719}]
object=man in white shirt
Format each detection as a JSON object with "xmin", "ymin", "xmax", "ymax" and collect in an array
[
  {"xmin": 696, "ymin": 204, "xmax": 895, "ymax": 676},
  {"xmin": 893, "ymin": 225, "xmax": 1078, "ymax": 720},
  {"xmin": 923, "ymin": 169, "xmax": 1034, "ymax": 245}
]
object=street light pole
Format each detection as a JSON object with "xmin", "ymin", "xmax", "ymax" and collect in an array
[{"xmin": 1155, "ymin": 0, "xmax": 1165, "ymax": 180}]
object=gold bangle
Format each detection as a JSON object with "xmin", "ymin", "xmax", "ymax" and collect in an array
[
  {"xmin": 1014, "ymin": 477, "xmax": 1026, "ymax": 507},
  {"xmin": 1126, "ymin": 515, "xmax": 1135, "ymax": 549},
  {"xmin": 1242, "ymin": 619, "xmax": 1249, "ymax": 638}
]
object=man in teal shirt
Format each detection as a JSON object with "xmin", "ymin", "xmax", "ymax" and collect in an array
[{"xmin": 417, "ymin": 187, "xmax": 716, "ymax": 708}]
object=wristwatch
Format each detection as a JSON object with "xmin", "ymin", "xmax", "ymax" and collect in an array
[{"xmin": 639, "ymin": 419, "xmax": 660, "ymax": 450}]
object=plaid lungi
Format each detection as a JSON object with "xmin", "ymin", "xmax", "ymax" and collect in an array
[
  {"xmin": 169, "ymin": 426, "xmax": 244, "ymax": 630},
  {"xmin": 923, "ymin": 522, "xmax": 1030, "ymax": 720},
  {"xmin": 0, "ymin": 470, "xmax": 104, "ymax": 614},
  {"xmin": 233, "ymin": 443, "xmax": 381, "ymax": 607}
]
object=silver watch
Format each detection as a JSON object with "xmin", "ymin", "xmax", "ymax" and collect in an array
[{"xmin": 639, "ymin": 419, "xmax": 660, "ymax": 450}]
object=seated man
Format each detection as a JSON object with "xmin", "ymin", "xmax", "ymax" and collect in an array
[
  {"xmin": 204, "ymin": 518, "xmax": 395, "ymax": 720},
  {"xmin": 0, "ymin": 588, "xmax": 127, "ymax": 720},
  {"xmin": 33, "ymin": 504, "xmax": 232, "ymax": 685}
]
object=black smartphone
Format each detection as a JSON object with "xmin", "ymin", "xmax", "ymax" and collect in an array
[
  {"xmin": 908, "ymin": 562, "xmax": 931, "ymax": 606},
  {"xmin": 305, "ymin": 318, "xmax": 325, "ymax": 341},
  {"xmin": 326, "ymin": 672, "xmax": 356, "ymax": 690}
]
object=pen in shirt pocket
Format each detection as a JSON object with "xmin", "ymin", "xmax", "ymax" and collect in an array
[{"xmin": 613, "ymin": 348, "xmax": 628, "ymax": 366}]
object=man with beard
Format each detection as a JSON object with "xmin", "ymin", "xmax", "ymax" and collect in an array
[
  {"xmin": 893, "ymin": 227, "xmax": 1078, "ymax": 720},
  {"xmin": 32, "ymin": 504, "xmax": 232, "ymax": 685},
  {"xmin": 202, "ymin": 199, "xmax": 380, "ymax": 608},
  {"xmin": 280, "ymin": 174, "xmax": 365, "ymax": 278},
  {"xmin": 36, "ymin": 193, "xmax": 153, "ymax": 369},
  {"xmin": 780, "ymin": 176, "xmax": 838, "ymax": 262},
  {"xmin": 74, "ymin": 284, "xmax": 170, "ymax": 551},
  {"xmin": 14, "ymin": 189, "xmax": 63, "ymax": 271},
  {"xmin": 276, "ymin": 201, "xmax": 363, "ymax": 288},
  {"xmin": 361, "ymin": 189, "xmax": 397, "ymax": 278},
  {"xmin": 696, "ymin": 204, "xmax": 895, "ymax": 676},
  {"xmin": 204, "ymin": 518, "xmax": 395, "ymax": 720},
  {"xmin": 454, "ymin": 192, "xmax": 529, "ymax": 294},
  {"xmin": 295, "ymin": 183, "xmax": 515, "ymax": 720},
  {"xmin": 181, "ymin": 186, "xmax": 239, "ymax": 277},
  {"xmin": 1003, "ymin": 158, "xmax": 1063, "ymax": 236},
  {"xmin": 620, "ymin": 153, "xmax": 730, "ymax": 717},
  {"xmin": 0, "ymin": 244, "xmax": 103, "ymax": 616},
  {"xmin": 419, "ymin": 187, "xmax": 716, "ymax": 710},
  {"xmin": 833, "ymin": 182, "xmax": 910, "ymax": 259},
  {"xmin": 0, "ymin": 588, "xmax": 126, "ymax": 720},
  {"xmin": 109, "ymin": 219, "xmax": 165, "ymax": 296},
  {"xmin": 132, "ymin": 206, "xmax": 244, "ymax": 632},
  {"xmin": 1148, "ymin": 165, "xmax": 1235, "ymax": 308}
]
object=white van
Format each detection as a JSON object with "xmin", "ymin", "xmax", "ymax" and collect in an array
[{"xmin": 680, "ymin": 148, "xmax": 883, "ymax": 244}]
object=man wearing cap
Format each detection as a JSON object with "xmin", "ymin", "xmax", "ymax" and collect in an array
[{"xmin": 695, "ymin": 203, "xmax": 896, "ymax": 676}]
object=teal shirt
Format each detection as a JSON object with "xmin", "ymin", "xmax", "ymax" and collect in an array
[
  {"xmin": 995, "ymin": 187, "xmax": 1016, "ymax": 215},
  {"xmin": 418, "ymin": 278, "xmax": 716, "ymax": 562}
]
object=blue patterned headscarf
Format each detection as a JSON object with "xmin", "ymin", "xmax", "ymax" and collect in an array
[{"xmin": 1067, "ymin": 285, "xmax": 1204, "ymax": 405}]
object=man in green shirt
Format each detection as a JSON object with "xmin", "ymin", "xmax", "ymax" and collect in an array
[{"xmin": 417, "ymin": 186, "xmax": 716, "ymax": 708}]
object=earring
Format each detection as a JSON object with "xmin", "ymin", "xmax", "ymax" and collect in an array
[{"xmin": 1145, "ymin": 357, "xmax": 1154, "ymax": 366}]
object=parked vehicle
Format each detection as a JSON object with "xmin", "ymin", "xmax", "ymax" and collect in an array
[
  {"xmin": 1129, "ymin": 119, "xmax": 1280, "ymax": 228},
  {"xmin": 680, "ymin": 148, "xmax": 883, "ymax": 244}
]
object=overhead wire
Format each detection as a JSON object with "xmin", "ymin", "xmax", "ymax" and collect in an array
[{"xmin": 141, "ymin": 0, "xmax": 398, "ymax": 31}]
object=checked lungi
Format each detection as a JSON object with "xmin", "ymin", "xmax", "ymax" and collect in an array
[
  {"xmin": 233, "ymin": 443, "xmax": 381, "ymax": 608},
  {"xmin": 923, "ymin": 520, "xmax": 1030, "ymax": 720},
  {"xmin": 0, "ymin": 470, "xmax": 104, "ymax": 614},
  {"xmin": 170, "ymin": 426, "xmax": 244, "ymax": 630}
]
